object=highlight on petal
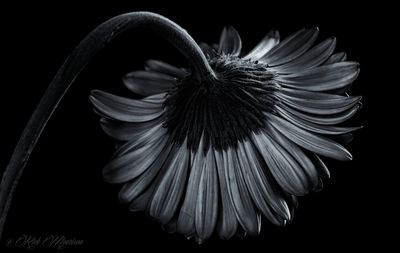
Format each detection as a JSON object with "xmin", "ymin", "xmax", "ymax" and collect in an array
[
  {"xmin": 225, "ymin": 148, "xmax": 260, "ymax": 235},
  {"xmin": 118, "ymin": 141, "xmax": 173, "ymax": 204},
  {"xmin": 102, "ymin": 124, "xmax": 167, "ymax": 183},
  {"xmin": 277, "ymin": 102, "xmax": 361, "ymax": 125},
  {"xmin": 325, "ymin": 52, "xmax": 347, "ymax": 65},
  {"xmin": 99, "ymin": 116, "xmax": 164, "ymax": 141},
  {"xmin": 265, "ymin": 112, "xmax": 353, "ymax": 161},
  {"xmin": 243, "ymin": 29, "xmax": 280, "ymax": 60},
  {"xmin": 261, "ymin": 27, "xmax": 319, "ymax": 66},
  {"xmin": 123, "ymin": 70, "xmax": 176, "ymax": 96},
  {"xmin": 275, "ymin": 105, "xmax": 361, "ymax": 135},
  {"xmin": 145, "ymin": 59, "xmax": 188, "ymax": 78},
  {"xmin": 177, "ymin": 135, "xmax": 205, "ymax": 238},
  {"xmin": 276, "ymin": 61, "xmax": 360, "ymax": 92},
  {"xmin": 218, "ymin": 26, "xmax": 242, "ymax": 56},
  {"xmin": 238, "ymin": 140, "xmax": 290, "ymax": 225},
  {"xmin": 149, "ymin": 139, "xmax": 190, "ymax": 224},
  {"xmin": 266, "ymin": 126, "xmax": 319, "ymax": 191},
  {"xmin": 275, "ymin": 88, "xmax": 362, "ymax": 115},
  {"xmin": 252, "ymin": 131, "xmax": 310, "ymax": 196},
  {"xmin": 90, "ymin": 90, "xmax": 164, "ymax": 122},
  {"xmin": 272, "ymin": 37, "xmax": 336, "ymax": 73},
  {"xmin": 214, "ymin": 150, "xmax": 238, "ymax": 239},
  {"xmin": 195, "ymin": 149, "xmax": 218, "ymax": 242}
]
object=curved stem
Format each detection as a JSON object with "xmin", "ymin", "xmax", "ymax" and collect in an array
[{"xmin": 0, "ymin": 11, "xmax": 215, "ymax": 239}]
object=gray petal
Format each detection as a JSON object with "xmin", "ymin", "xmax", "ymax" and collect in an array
[
  {"xmin": 243, "ymin": 30, "xmax": 280, "ymax": 60},
  {"xmin": 239, "ymin": 140, "xmax": 289, "ymax": 225},
  {"xmin": 218, "ymin": 26, "xmax": 242, "ymax": 56},
  {"xmin": 149, "ymin": 140, "xmax": 190, "ymax": 224},
  {"xmin": 267, "ymin": 125, "xmax": 319, "ymax": 191},
  {"xmin": 252, "ymin": 131, "xmax": 309, "ymax": 196},
  {"xmin": 145, "ymin": 59, "xmax": 188, "ymax": 78},
  {"xmin": 99, "ymin": 117, "xmax": 163, "ymax": 141},
  {"xmin": 278, "ymin": 103, "xmax": 361, "ymax": 125},
  {"xmin": 118, "ymin": 141, "xmax": 173, "ymax": 204},
  {"xmin": 195, "ymin": 149, "xmax": 219, "ymax": 242},
  {"xmin": 324, "ymin": 52, "xmax": 347, "ymax": 65},
  {"xmin": 214, "ymin": 150, "xmax": 238, "ymax": 239},
  {"xmin": 225, "ymin": 148, "xmax": 260, "ymax": 235},
  {"xmin": 266, "ymin": 112, "xmax": 352, "ymax": 161},
  {"xmin": 278, "ymin": 87, "xmax": 362, "ymax": 115},
  {"xmin": 123, "ymin": 70, "xmax": 176, "ymax": 96},
  {"xmin": 103, "ymin": 126, "xmax": 167, "ymax": 183},
  {"xmin": 275, "ymin": 105, "xmax": 362, "ymax": 135},
  {"xmin": 261, "ymin": 27, "xmax": 319, "ymax": 66},
  {"xmin": 273, "ymin": 37, "xmax": 336, "ymax": 73},
  {"xmin": 277, "ymin": 61, "xmax": 360, "ymax": 92},
  {"xmin": 177, "ymin": 136, "xmax": 205, "ymax": 237},
  {"xmin": 311, "ymin": 154, "xmax": 331, "ymax": 179},
  {"xmin": 90, "ymin": 90, "xmax": 164, "ymax": 122}
]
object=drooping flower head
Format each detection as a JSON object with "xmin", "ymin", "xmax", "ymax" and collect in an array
[{"xmin": 90, "ymin": 25, "xmax": 361, "ymax": 242}]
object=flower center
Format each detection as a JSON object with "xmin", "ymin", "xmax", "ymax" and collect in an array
[{"xmin": 164, "ymin": 55, "xmax": 277, "ymax": 151}]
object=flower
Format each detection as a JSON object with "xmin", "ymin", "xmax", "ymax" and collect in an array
[{"xmin": 90, "ymin": 26, "xmax": 361, "ymax": 242}]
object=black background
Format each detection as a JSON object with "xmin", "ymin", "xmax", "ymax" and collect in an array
[{"xmin": 0, "ymin": 1, "xmax": 393, "ymax": 251}]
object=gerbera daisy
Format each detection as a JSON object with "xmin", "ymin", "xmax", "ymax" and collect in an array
[
  {"xmin": 90, "ymin": 24, "xmax": 361, "ymax": 242},
  {"xmin": 0, "ymin": 12, "xmax": 361, "ymax": 243}
]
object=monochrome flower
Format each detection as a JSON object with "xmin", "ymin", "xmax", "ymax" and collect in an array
[
  {"xmin": 0, "ymin": 12, "xmax": 361, "ymax": 243},
  {"xmin": 90, "ymin": 26, "xmax": 361, "ymax": 242}
]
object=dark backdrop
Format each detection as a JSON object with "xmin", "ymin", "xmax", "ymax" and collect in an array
[{"xmin": 0, "ymin": 1, "xmax": 392, "ymax": 251}]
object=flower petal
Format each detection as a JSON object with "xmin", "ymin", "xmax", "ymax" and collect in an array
[
  {"xmin": 195, "ymin": 149, "xmax": 219, "ymax": 242},
  {"xmin": 311, "ymin": 154, "xmax": 331, "ymax": 179},
  {"xmin": 177, "ymin": 136, "xmax": 205, "ymax": 237},
  {"xmin": 214, "ymin": 150, "xmax": 238, "ymax": 240},
  {"xmin": 267, "ymin": 125, "xmax": 319, "ymax": 191},
  {"xmin": 110, "ymin": 122, "xmax": 165, "ymax": 157},
  {"xmin": 102, "ymin": 125, "xmax": 167, "ymax": 183},
  {"xmin": 225, "ymin": 148, "xmax": 260, "ymax": 235},
  {"xmin": 277, "ymin": 61, "xmax": 360, "ymax": 92},
  {"xmin": 218, "ymin": 26, "xmax": 242, "ymax": 56},
  {"xmin": 123, "ymin": 70, "xmax": 176, "ymax": 96},
  {"xmin": 128, "ymin": 185, "xmax": 154, "ymax": 212},
  {"xmin": 285, "ymin": 194, "xmax": 298, "ymax": 222},
  {"xmin": 252, "ymin": 131, "xmax": 309, "ymax": 196},
  {"xmin": 238, "ymin": 141, "xmax": 290, "ymax": 225},
  {"xmin": 141, "ymin": 93, "xmax": 167, "ymax": 106},
  {"xmin": 331, "ymin": 133, "xmax": 354, "ymax": 145},
  {"xmin": 149, "ymin": 140, "xmax": 190, "ymax": 224},
  {"xmin": 118, "ymin": 142, "xmax": 173, "ymax": 204},
  {"xmin": 272, "ymin": 37, "xmax": 336, "ymax": 73},
  {"xmin": 99, "ymin": 117, "xmax": 163, "ymax": 141},
  {"xmin": 261, "ymin": 27, "xmax": 319, "ymax": 66},
  {"xmin": 145, "ymin": 59, "xmax": 188, "ymax": 78},
  {"xmin": 266, "ymin": 112, "xmax": 352, "ymax": 161},
  {"xmin": 277, "ymin": 87, "xmax": 362, "ymax": 115},
  {"xmin": 243, "ymin": 29, "xmax": 280, "ymax": 60},
  {"xmin": 90, "ymin": 90, "xmax": 164, "ymax": 122},
  {"xmin": 275, "ymin": 105, "xmax": 362, "ymax": 135},
  {"xmin": 278, "ymin": 103, "xmax": 361, "ymax": 125},
  {"xmin": 324, "ymin": 52, "xmax": 347, "ymax": 65}
]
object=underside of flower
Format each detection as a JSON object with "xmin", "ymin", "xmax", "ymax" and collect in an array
[
  {"xmin": 89, "ymin": 25, "xmax": 361, "ymax": 242},
  {"xmin": 164, "ymin": 55, "xmax": 276, "ymax": 151},
  {"xmin": 0, "ymin": 12, "xmax": 362, "ymax": 244}
]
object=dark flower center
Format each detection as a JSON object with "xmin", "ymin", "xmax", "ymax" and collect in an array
[{"xmin": 164, "ymin": 55, "xmax": 277, "ymax": 152}]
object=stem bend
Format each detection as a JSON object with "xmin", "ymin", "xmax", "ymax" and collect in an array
[{"xmin": 0, "ymin": 11, "xmax": 215, "ymax": 239}]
